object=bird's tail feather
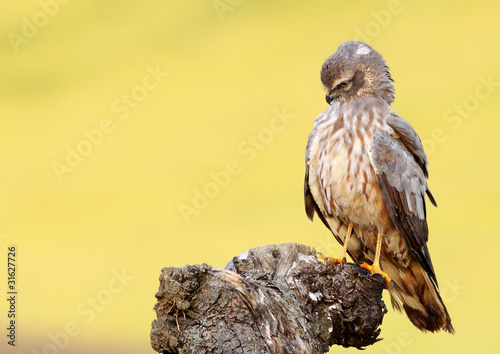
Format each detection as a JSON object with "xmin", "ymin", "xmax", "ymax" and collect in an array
[{"xmin": 383, "ymin": 259, "xmax": 454, "ymax": 333}]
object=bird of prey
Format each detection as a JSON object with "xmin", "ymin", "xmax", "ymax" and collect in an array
[{"xmin": 304, "ymin": 41, "xmax": 454, "ymax": 333}]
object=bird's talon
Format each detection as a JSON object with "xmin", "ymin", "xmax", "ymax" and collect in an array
[
  {"xmin": 358, "ymin": 262, "xmax": 392, "ymax": 287},
  {"xmin": 319, "ymin": 254, "xmax": 346, "ymax": 265}
]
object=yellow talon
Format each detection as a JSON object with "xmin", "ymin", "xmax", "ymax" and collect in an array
[
  {"xmin": 358, "ymin": 261, "xmax": 393, "ymax": 288},
  {"xmin": 357, "ymin": 231, "xmax": 393, "ymax": 288},
  {"xmin": 319, "ymin": 254, "xmax": 346, "ymax": 264}
]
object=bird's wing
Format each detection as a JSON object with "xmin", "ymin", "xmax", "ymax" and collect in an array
[
  {"xmin": 369, "ymin": 132, "xmax": 438, "ymax": 286},
  {"xmin": 387, "ymin": 113, "xmax": 428, "ymax": 174},
  {"xmin": 387, "ymin": 114, "xmax": 437, "ymax": 207},
  {"xmin": 304, "ymin": 112, "xmax": 328, "ymax": 221},
  {"xmin": 304, "ymin": 127, "xmax": 317, "ymax": 221}
]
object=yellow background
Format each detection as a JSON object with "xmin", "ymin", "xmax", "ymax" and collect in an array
[{"xmin": 1, "ymin": 1, "xmax": 499, "ymax": 353}]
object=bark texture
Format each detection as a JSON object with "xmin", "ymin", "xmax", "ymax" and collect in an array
[{"xmin": 151, "ymin": 243, "xmax": 387, "ymax": 353}]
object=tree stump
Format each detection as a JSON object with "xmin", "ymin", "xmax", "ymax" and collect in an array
[{"xmin": 151, "ymin": 243, "xmax": 387, "ymax": 353}]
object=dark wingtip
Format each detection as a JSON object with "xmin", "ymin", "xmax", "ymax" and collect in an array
[
  {"xmin": 426, "ymin": 189, "xmax": 437, "ymax": 207},
  {"xmin": 445, "ymin": 321, "xmax": 455, "ymax": 334},
  {"xmin": 304, "ymin": 181, "xmax": 315, "ymax": 221},
  {"xmin": 305, "ymin": 197, "xmax": 315, "ymax": 221}
]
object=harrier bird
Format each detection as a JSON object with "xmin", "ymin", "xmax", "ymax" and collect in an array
[{"xmin": 304, "ymin": 41, "xmax": 453, "ymax": 333}]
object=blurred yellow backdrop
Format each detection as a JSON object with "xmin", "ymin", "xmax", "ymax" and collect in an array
[{"xmin": 1, "ymin": 1, "xmax": 499, "ymax": 353}]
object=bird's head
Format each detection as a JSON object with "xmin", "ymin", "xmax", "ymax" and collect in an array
[{"xmin": 321, "ymin": 41, "xmax": 395, "ymax": 105}]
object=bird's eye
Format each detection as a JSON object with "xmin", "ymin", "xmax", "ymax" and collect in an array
[{"xmin": 339, "ymin": 82, "xmax": 348, "ymax": 88}]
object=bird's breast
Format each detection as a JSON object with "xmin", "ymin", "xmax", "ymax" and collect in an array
[{"xmin": 310, "ymin": 112, "xmax": 390, "ymax": 230}]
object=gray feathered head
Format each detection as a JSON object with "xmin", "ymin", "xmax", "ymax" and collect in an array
[{"xmin": 321, "ymin": 41, "xmax": 395, "ymax": 105}]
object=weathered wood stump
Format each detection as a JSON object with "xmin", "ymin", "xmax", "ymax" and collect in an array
[{"xmin": 151, "ymin": 243, "xmax": 387, "ymax": 353}]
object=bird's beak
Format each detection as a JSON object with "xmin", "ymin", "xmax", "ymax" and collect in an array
[{"xmin": 325, "ymin": 94, "xmax": 333, "ymax": 105}]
